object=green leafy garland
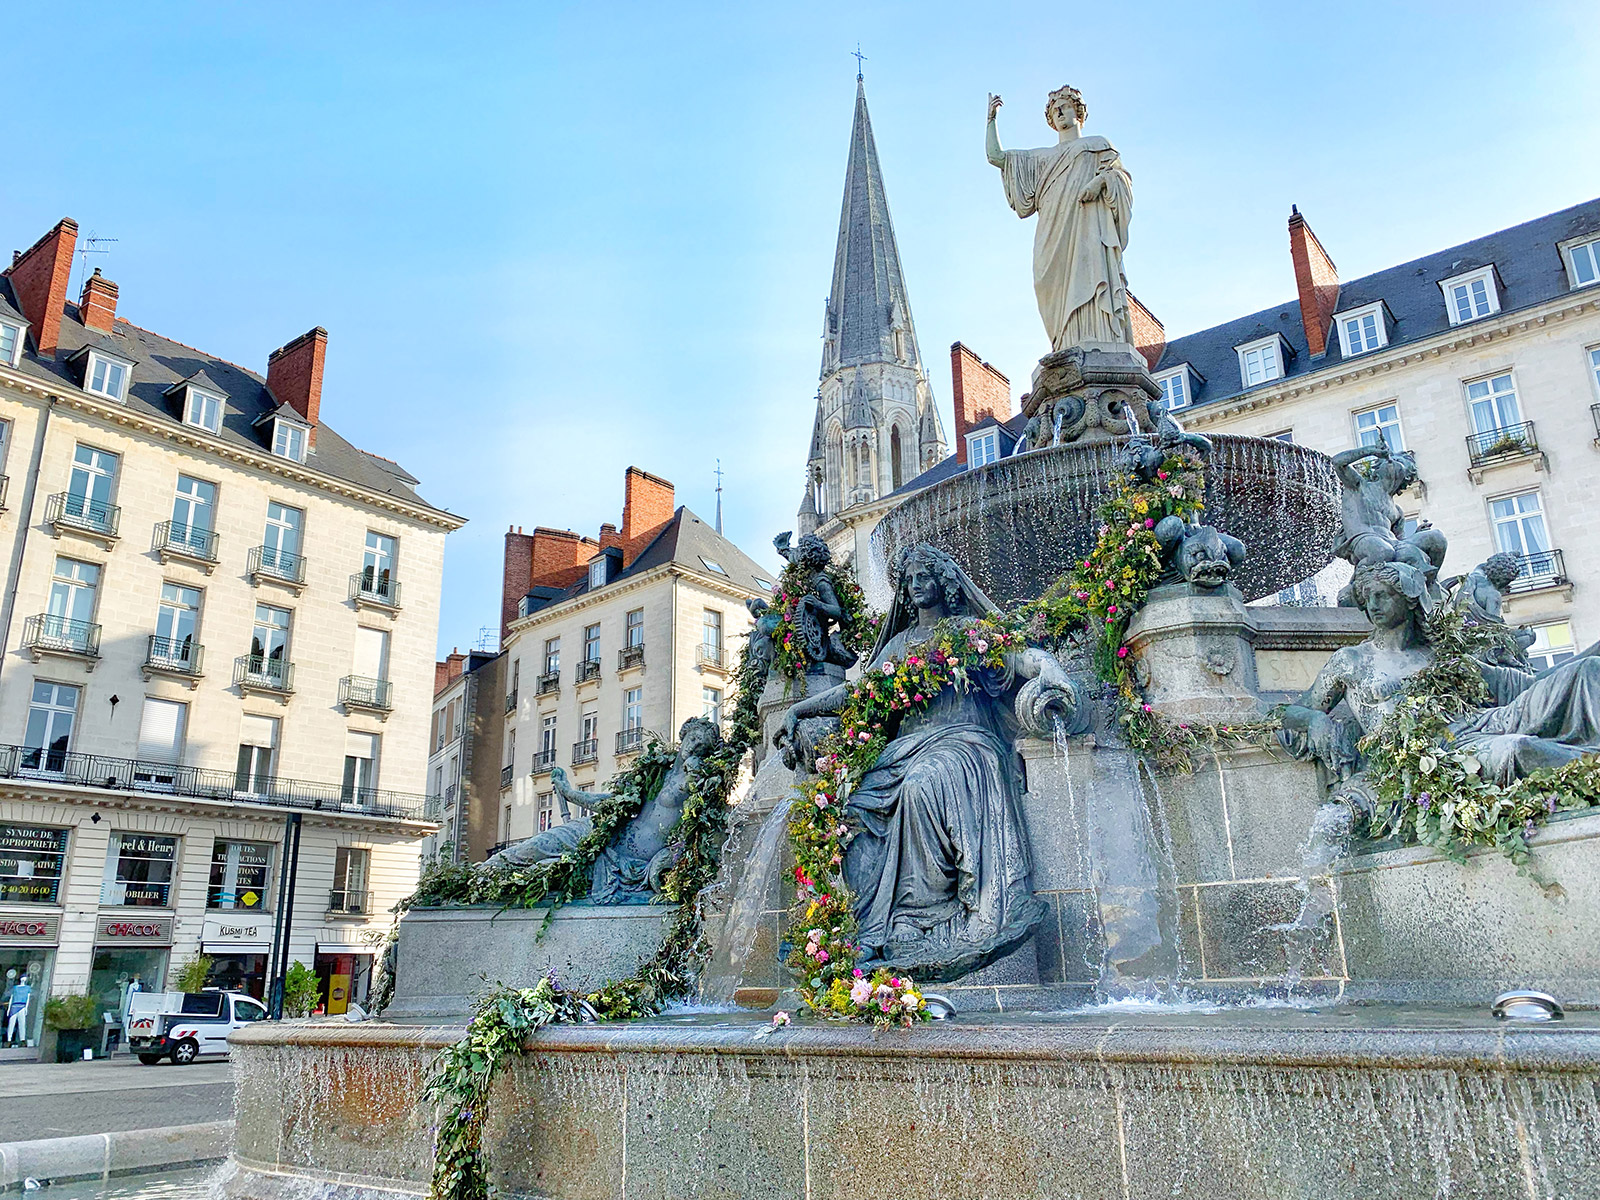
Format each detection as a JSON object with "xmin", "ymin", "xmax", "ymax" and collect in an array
[
  {"xmin": 1356, "ymin": 603, "xmax": 1600, "ymax": 878},
  {"xmin": 770, "ymin": 557, "xmax": 879, "ymax": 681}
]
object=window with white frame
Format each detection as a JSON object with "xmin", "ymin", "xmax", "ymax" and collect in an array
[
  {"xmin": 624, "ymin": 686, "xmax": 643, "ymax": 730},
  {"xmin": 1154, "ymin": 367, "xmax": 1190, "ymax": 411},
  {"xmin": 540, "ymin": 714, "xmax": 557, "ymax": 758},
  {"xmin": 625, "ymin": 609, "xmax": 644, "ymax": 647},
  {"xmin": 967, "ymin": 430, "xmax": 999, "ymax": 466},
  {"xmin": 272, "ymin": 418, "xmax": 307, "ymax": 463},
  {"xmin": 1489, "ymin": 490, "xmax": 1552, "ymax": 568},
  {"xmin": 1267, "ymin": 430, "xmax": 1295, "ymax": 444},
  {"xmin": 343, "ymin": 732, "xmax": 380, "ymax": 800},
  {"xmin": 543, "ymin": 637, "xmax": 560, "ymax": 676},
  {"xmin": 1588, "ymin": 346, "xmax": 1600, "ymax": 396},
  {"xmin": 134, "ymin": 697, "xmax": 188, "ymax": 787},
  {"xmin": 538, "ymin": 792, "xmax": 554, "ymax": 833},
  {"xmin": 236, "ymin": 714, "xmax": 279, "ymax": 795},
  {"xmin": 702, "ymin": 686, "xmax": 723, "ymax": 723},
  {"xmin": 1527, "ymin": 621, "xmax": 1577, "ymax": 673},
  {"xmin": 85, "ymin": 351, "xmax": 132, "ymax": 401},
  {"xmin": 23, "ymin": 681, "xmax": 79, "ymax": 771},
  {"xmin": 1337, "ymin": 303, "xmax": 1388, "ymax": 356},
  {"xmin": 1465, "ymin": 372, "xmax": 1522, "ymax": 435},
  {"xmin": 184, "ymin": 388, "xmax": 223, "ymax": 434},
  {"xmin": 1440, "ymin": 267, "xmax": 1499, "ymax": 325},
  {"xmin": 1354, "ymin": 403, "xmax": 1406, "ymax": 454},
  {"xmin": 0, "ymin": 319, "xmax": 22, "ymax": 367},
  {"xmin": 1561, "ymin": 237, "xmax": 1600, "ymax": 290},
  {"xmin": 588, "ymin": 559, "xmax": 605, "ymax": 590},
  {"xmin": 1235, "ymin": 337, "xmax": 1284, "ymax": 387}
]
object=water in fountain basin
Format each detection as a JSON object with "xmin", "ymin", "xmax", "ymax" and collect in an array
[{"xmin": 697, "ymin": 789, "xmax": 796, "ymax": 1006}]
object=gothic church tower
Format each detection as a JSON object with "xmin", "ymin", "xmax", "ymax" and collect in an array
[{"xmin": 799, "ymin": 75, "xmax": 946, "ymax": 534}]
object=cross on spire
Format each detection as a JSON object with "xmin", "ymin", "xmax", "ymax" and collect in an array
[{"xmin": 852, "ymin": 44, "xmax": 867, "ymax": 80}]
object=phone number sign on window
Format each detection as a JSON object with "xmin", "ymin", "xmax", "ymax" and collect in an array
[{"xmin": 0, "ymin": 824, "xmax": 68, "ymax": 905}]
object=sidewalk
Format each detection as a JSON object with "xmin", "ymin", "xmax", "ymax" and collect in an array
[{"xmin": 0, "ymin": 1056, "xmax": 232, "ymax": 1140}]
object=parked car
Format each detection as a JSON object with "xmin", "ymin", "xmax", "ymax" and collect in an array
[{"xmin": 126, "ymin": 989, "xmax": 268, "ymax": 1064}]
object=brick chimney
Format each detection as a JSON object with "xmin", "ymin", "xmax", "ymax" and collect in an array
[
  {"xmin": 435, "ymin": 649, "xmax": 468, "ymax": 696},
  {"xmin": 620, "ymin": 467, "xmax": 675, "ymax": 564},
  {"xmin": 1288, "ymin": 206, "xmax": 1340, "ymax": 359},
  {"xmin": 78, "ymin": 269, "xmax": 119, "ymax": 333},
  {"xmin": 950, "ymin": 342, "xmax": 1012, "ymax": 464},
  {"xmin": 501, "ymin": 527, "xmax": 535, "ymax": 641},
  {"xmin": 5, "ymin": 217, "xmax": 78, "ymax": 357},
  {"xmin": 499, "ymin": 525, "xmax": 598, "ymax": 640},
  {"xmin": 266, "ymin": 327, "xmax": 327, "ymax": 442},
  {"xmin": 1128, "ymin": 292, "xmax": 1165, "ymax": 371},
  {"xmin": 598, "ymin": 522, "xmax": 621, "ymax": 552}
]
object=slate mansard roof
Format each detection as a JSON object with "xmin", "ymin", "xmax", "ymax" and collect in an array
[
  {"xmin": 0, "ymin": 275, "xmax": 443, "ymax": 512},
  {"xmin": 1154, "ymin": 197, "xmax": 1600, "ymax": 410}
]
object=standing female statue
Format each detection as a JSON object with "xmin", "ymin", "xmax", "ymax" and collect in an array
[
  {"xmin": 779, "ymin": 544, "xmax": 1084, "ymax": 980},
  {"xmin": 987, "ymin": 84, "xmax": 1135, "ymax": 354}
]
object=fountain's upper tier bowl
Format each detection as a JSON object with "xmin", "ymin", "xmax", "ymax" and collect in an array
[{"xmin": 872, "ymin": 436, "xmax": 1342, "ymax": 606}]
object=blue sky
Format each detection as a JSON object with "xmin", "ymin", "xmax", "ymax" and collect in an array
[{"xmin": 4, "ymin": 2, "xmax": 1596, "ymax": 655}]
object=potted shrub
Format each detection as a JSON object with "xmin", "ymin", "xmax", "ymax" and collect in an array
[
  {"xmin": 283, "ymin": 961, "xmax": 320, "ymax": 1018},
  {"xmin": 45, "ymin": 992, "xmax": 99, "ymax": 1062}
]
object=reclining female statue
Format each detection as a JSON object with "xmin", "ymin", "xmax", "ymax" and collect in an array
[
  {"xmin": 484, "ymin": 716, "xmax": 722, "ymax": 903},
  {"xmin": 779, "ymin": 543, "xmax": 1085, "ymax": 981}
]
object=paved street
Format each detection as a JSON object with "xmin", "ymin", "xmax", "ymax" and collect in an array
[{"xmin": 0, "ymin": 1056, "xmax": 233, "ymax": 1141}]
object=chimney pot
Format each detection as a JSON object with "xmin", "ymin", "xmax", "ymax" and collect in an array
[{"xmin": 78, "ymin": 267, "xmax": 119, "ymax": 333}]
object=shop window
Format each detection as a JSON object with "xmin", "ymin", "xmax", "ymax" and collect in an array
[
  {"xmin": 208, "ymin": 841, "xmax": 273, "ymax": 910},
  {"xmin": 90, "ymin": 948, "xmax": 166, "ymax": 1027},
  {"xmin": 0, "ymin": 824, "xmax": 69, "ymax": 904},
  {"xmin": 3, "ymin": 948, "xmax": 53, "ymax": 1047},
  {"xmin": 100, "ymin": 833, "xmax": 179, "ymax": 907}
]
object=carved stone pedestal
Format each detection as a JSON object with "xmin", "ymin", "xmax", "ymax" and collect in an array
[
  {"xmin": 1123, "ymin": 584, "xmax": 1266, "ymax": 724},
  {"xmin": 1020, "ymin": 344, "xmax": 1161, "ymax": 447}
]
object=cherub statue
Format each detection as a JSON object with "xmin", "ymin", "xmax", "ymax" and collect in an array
[
  {"xmin": 745, "ymin": 595, "xmax": 781, "ymax": 681},
  {"xmin": 1329, "ymin": 443, "xmax": 1447, "ymax": 605},
  {"xmin": 1450, "ymin": 552, "xmax": 1536, "ymax": 668},
  {"xmin": 484, "ymin": 717, "xmax": 723, "ymax": 903},
  {"xmin": 777, "ymin": 532, "xmax": 857, "ymax": 673}
]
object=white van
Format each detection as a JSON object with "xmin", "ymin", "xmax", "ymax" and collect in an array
[{"xmin": 126, "ymin": 989, "xmax": 268, "ymax": 1064}]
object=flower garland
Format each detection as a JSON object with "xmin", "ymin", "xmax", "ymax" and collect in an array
[
  {"xmin": 770, "ymin": 558, "xmax": 879, "ymax": 681},
  {"xmin": 1357, "ymin": 604, "xmax": 1600, "ymax": 879}
]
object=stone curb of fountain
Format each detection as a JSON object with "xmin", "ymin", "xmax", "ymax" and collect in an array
[{"xmin": 0, "ymin": 1121, "xmax": 233, "ymax": 1192}]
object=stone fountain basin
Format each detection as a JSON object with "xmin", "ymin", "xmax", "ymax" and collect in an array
[{"xmin": 873, "ymin": 435, "xmax": 1343, "ymax": 606}]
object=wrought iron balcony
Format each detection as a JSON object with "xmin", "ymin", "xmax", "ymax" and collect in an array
[
  {"xmin": 615, "ymin": 727, "xmax": 645, "ymax": 755},
  {"xmin": 1466, "ymin": 421, "xmax": 1540, "ymax": 467},
  {"xmin": 572, "ymin": 738, "xmax": 599, "ymax": 765},
  {"xmin": 0, "ymin": 474, "xmax": 8, "ymax": 511},
  {"xmin": 484, "ymin": 840, "xmax": 514, "ymax": 860},
  {"xmin": 46, "ymin": 492, "xmax": 119, "ymax": 541},
  {"xmin": 0, "ymin": 743, "xmax": 428, "ymax": 819},
  {"xmin": 234, "ymin": 654, "xmax": 295, "ymax": 695},
  {"xmin": 501, "ymin": 764, "xmax": 514, "ymax": 789},
  {"xmin": 505, "ymin": 688, "xmax": 518, "ymax": 715},
  {"xmin": 1506, "ymin": 548, "xmax": 1567, "ymax": 593},
  {"xmin": 22, "ymin": 614, "xmax": 101, "ymax": 661},
  {"xmin": 349, "ymin": 569, "xmax": 401, "ymax": 610},
  {"xmin": 154, "ymin": 520, "xmax": 219, "ymax": 565},
  {"xmin": 340, "ymin": 675, "xmax": 393, "ymax": 712},
  {"xmin": 536, "ymin": 671, "xmax": 560, "ymax": 696},
  {"xmin": 697, "ymin": 643, "xmax": 726, "ymax": 670},
  {"xmin": 248, "ymin": 544, "xmax": 307, "ymax": 589},
  {"xmin": 145, "ymin": 634, "xmax": 203, "ymax": 676},
  {"xmin": 576, "ymin": 658, "xmax": 602, "ymax": 683},
  {"xmin": 1592, "ymin": 404, "xmax": 1600, "ymax": 445},
  {"xmin": 532, "ymin": 748, "xmax": 557, "ymax": 774},
  {"xmin": 618, "ymin": 643, "xmax": 645, "ymax": 670},
  {"xmin": 328, "ymin": 888, "xmax": 370, "ymax": 915}
]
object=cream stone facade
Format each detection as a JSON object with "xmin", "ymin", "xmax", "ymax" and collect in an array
[{"xmin": 0, "ymin": 217, "xmax": 460, "ymax": 1047}]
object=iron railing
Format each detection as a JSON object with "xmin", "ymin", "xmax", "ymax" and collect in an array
[
  {"xmin": 340, "ymin": 675, "xmax": 393, "ymax": 711},
  {"xmin": 247, "ymin": 544, "xmax": 306, "ymax": 586},
  {"xmin": 0, "ymin": 743, "xmax": 428, "ymax": 819},
  {"xmin": 234, "ymin": 654, "xmax": 295, "ymax": 693},
  {"xmin": 618, "ymin": 643, "xmax": 645, "ymax": 670},
  {"xmin": 154, "ymin": 520, "xmax": 219, "ymax": 562},
  {"xmin": 536, "ymin": 671, "xmax": 559, "ymax": 695},
  {"xmin": 146, "ymin": 634, "xmax": 203, "ymax": 675},
  {"xmin": 501, "ymin": 764, "xmax": 514, "ymax": 789},
  {"xmin": 505, "ymin": 689, "xmax": 518, "ymax": 714},
  {"xmin": 572, "ymin": 738, "xmax": 599, "ymax": 765},
  {"xmin": 697, "ymin": 644, "xmax": 726, "ymax": 669},
  {"xmin": 1466, "ymin": 421, "xmax": 1539, "ymax": 466},
  {"xmin": 1592, "ymin": 404, "xmax": 1600, "ymax": 443},
  {"xmin": 576, "ymin": 658, "xmax": 602, "ymax": 682},
  {"xmin": 1506, "ymin": 548, "xmax": 1567, "ymax": 593},
  {"xmin": 616, "ymin": 727, "xmax": 645, "ymax": 755},
  {"xmin": 22, "ymin": 614, "xmax": 100, "ymax": 658},
  {"xmin": 349, "ymin": 570, "xmax": 401, "ymax": 608},
  {"xmin": 484, "ymin": 840, "xmax": 514, "ymax": 860},
  {"xmin": 532, "ymin": 748, "xmax": 557, "ymax": 774},
  {"xmin": 0, "ymin": 474, "xmax": 9, "ymax": 510},
  {"xmin": 328, "ymin": 889, "xmax": 370, "ymax": 914},
  {"xmin": 46, "ymin": 492, "xmax": 119, "ymax": 539}
]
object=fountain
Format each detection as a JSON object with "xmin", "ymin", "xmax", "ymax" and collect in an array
[{"xmin": 222, "ymin": 82, "xmax": 1600, "ymax": 1199}]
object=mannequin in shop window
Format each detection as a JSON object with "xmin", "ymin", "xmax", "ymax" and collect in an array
[{"xmin": 5, "ymin": 971, "xmax": 32, "ymax": 1045}]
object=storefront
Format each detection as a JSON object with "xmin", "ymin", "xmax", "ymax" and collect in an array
[
  {"xmin": 0, "ymin": 914, "xmax": 58, "ymax": 1048},
  {"xmin": 90, "ymin": 916, "xmax": 172, "ymax": 1024},
  {"xmin": 200, "ymin": 914, "xmax": 271, "ymax": 999},
  {"xmin": 313, "ymin": 947, "xmax": 374, "ymax": 1015}
]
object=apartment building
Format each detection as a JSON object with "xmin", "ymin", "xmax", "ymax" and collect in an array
[
  {"xmin": 1146, "ymin": 198, "xmax": 1600, "ymax": 666},
  {"xmin": 495, "ymin": 468, "xmax": 771, "ymax": 851},
  {"xmin": 425, "ymin": 648, "xmax": 505, "ymax": 864},
  {"xmin": 0, "ymin": 217, "xmax": 461, "ymax": 1046}
]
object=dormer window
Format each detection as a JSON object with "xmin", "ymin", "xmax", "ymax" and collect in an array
[
  {"xmin": 700, "ymin": 556, "xmax": 727, "ymax": 576},
  {"xmin": 184, "ymin": 388, "xmax": 223, "ymax": 434},
  {"xmin": 588, "ymin": 559, "xmax": 606, "ymax": 590},
  {"xmin": 1560, "ymin": 236, "xmax": 1600, "ymax": 290},
  {"xmin": 84, "ymin": 349, "xmax": 133, "ymax": 401},
  {"xmin": 1235, "ymin": 335, "xmax": 1287, "ymax": 388},
  {"xmin": 1440, "ymin": 266, "xmax": 1500, "ymax": 325},
  {"xmin": 967, "ymin": 429, "xmax": 999, "ymax": 466},
  {"xmin": 1335, "ymin": 301, "xmax": 1390, "ymax": 357},
  {"xmin": 1153, "ymin": 365, "xmax": 1196, "ymax": 411},
  {"xmin": 272, "ymin": 418, "xmax": 307, "ymax": 463},
  {"xmin": 0, "ymin": 319, "xmax": 23, "ymax": 367}
]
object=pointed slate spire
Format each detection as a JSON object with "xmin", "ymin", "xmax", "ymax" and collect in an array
[{"xmin": 821, "ymin": 76, "xmax": 922, "ymax": 377}]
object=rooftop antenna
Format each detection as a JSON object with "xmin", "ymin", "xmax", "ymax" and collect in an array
[
  {"xmin": 74, "ymin": 233, "xmax": 119, "ymax": 294},
  {"xmin": 714, "ymin": 459, "xmax": 724, "ymax": 535},
  {"xmin": 852, "ymin": 43, "xmax": 867, "ymax": 81},
  {"xmin": 474, "ymin": 626, "xmax": 498, "ymax": 653}
]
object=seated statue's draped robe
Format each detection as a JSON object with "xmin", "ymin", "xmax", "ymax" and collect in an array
[
  {"xmin": 843, "ymin": 633, "xmax": 1045, "ymax": 981},
  {"xmin": 1001, "ymin": 135, "xmax": 1134, "ymax": 353},
  {"xmin": 1453, "ymin": 655, "xmax": 1600, "ymax": 783}
]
